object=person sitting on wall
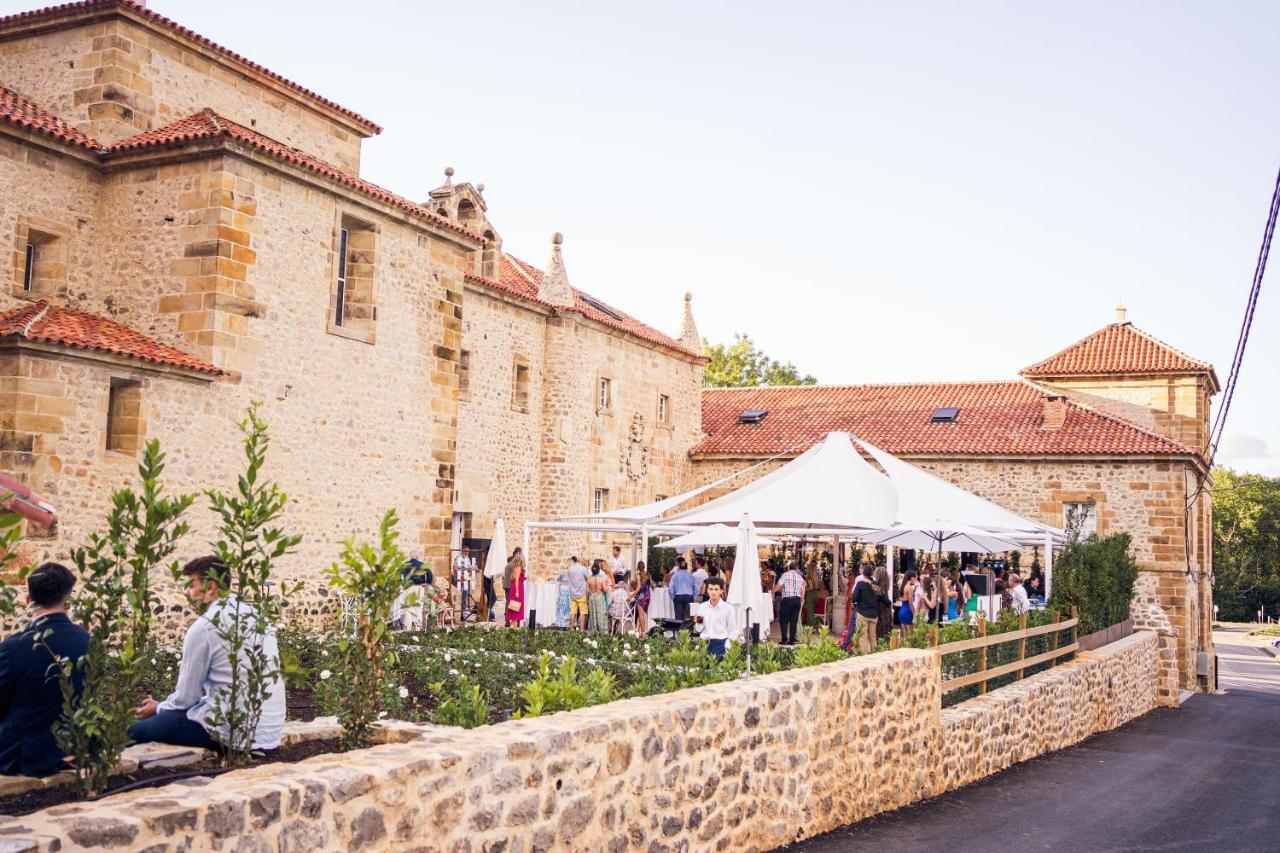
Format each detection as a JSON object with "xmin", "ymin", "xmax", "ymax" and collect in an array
[
  {"xmin": 0, "ymin": 563, "xmax": 90, "ymax": 777},
  {"xmin": 130, "ymin": 557, "xmax": 285, "ymax": 751}
]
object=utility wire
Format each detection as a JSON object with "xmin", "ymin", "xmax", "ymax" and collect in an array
[{"xmin": 1208, "ymin": 165, "xmax": 1279, "ymax": 465}]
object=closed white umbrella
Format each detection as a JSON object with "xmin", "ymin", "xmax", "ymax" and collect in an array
[
  {"xmin": 727, "ymin": 514, "xmax": 768, "ymax": 660},
  {"xmin": 484, "ymin": 517, "xmax": 507, "ymax": 579},
  {"xmin": 863, "ymin": 523, "xmax": 1021, "ymax": 555},
  {"xmin": 655, "ymin": 524, "xmax": 778, "ymax": 550}
]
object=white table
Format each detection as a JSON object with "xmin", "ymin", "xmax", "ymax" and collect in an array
[
  {"xmin": 648, "ymin": 587, "xmax": 675, "ymax": 621},
  {"xmin": 522, "ymin": 582, "xmax": 561, "ymax": 627}
]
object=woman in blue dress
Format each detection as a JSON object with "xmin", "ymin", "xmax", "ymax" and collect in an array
[{"xmin": 554, "ymin": 564, "xmax": 571, "ymax": 628}]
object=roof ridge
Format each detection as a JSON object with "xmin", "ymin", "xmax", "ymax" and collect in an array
[
  {"xmin": 1123, "ymin": 322, "xmax": 1212, "ymax": 371},
  {"xmin": 1020, "ymin": 324, "xmax": 1113, "ymax": 374},
  {"xmin": 1054, "ymin": 387, "xmax": 1199, "ymax": 456},
  {"xmin": 0, "ymin": 84, "xmax": 103, "ymax": 151},
  {"xmin": 0, "ymin": 1, "xmax": 380, "ymax": 133},
  {"xmin": 701, "ymin": 379, "xmax": 1025, "ymax": 392},
  {"xmin": 1021, "ymin": 320, "xmax": 1213, "ymax": 378},
  {"xmin": 20, "ymin": 300, "xmax": 50, "ymax": 337}
]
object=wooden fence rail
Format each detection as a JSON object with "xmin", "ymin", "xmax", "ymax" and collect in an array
[{"xmin": 936, "ymin": 606, "xmax": 1079, "ymax": 695}]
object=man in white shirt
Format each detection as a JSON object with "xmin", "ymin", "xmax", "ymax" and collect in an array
[
  {"xmin": 132, "ymin": 557, "xmax": 285, "ymax": 751},
  {"xmin": 691, "ymin": 556, "xmax": 710, "ymax": 602},
  {"xmin": 693, "ymin": 578, "xmax": 735, "ymax": 660},
  {"xmin": 608, "ymin": 545, "xmax": 628, "ymax": 585},
  {"xmin": 1008, "ymin": 572, "xmax": 1031, "ymax": 615}
]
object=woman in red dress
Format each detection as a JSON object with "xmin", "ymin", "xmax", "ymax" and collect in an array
[{"xmin": 505, "ymin": 558, "xmax": 526, "ymax": 627}]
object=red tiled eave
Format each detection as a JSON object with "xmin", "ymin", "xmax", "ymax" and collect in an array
[
  {"xmin": 1021, "ymin": 322, "xmax": 1218, "ymax": 389},
  {"xmin": 0, "ymin": 300, "xmax": 223, "ymax": 375},
  {"xmin": 485, "ymin": 255, "xmax": 702, "ymax": 359},
  {"xmin": 0, "ymin": 84, "xmax": 100, "ymax": 150},
  {"xmin": 694, "ymin": 380, "xmax": 1197, "ymax": 459},
  {"xmin": 0, "ymin": 1, "xmax": 380, "ymax": 134},
  {"xmin": 107, "ymin": 110, "xmax": 480, "ymax": 242}
]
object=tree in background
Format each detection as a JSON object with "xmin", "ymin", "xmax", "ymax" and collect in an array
[
  {"xmin": 1213, "ymin": 468, "xmax": 1280, "ymax": 622},
  {"xmin": 702, "ymin": 334, "xmax": 817, "ymax": 388}
]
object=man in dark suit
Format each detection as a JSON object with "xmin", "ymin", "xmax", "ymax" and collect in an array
[{"xmin": 0, "ymin": 562, "xmax": 89, "ymax": 777}]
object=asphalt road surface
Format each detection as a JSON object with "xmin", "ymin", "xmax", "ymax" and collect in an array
[
  {"xmin": 1214, "ymin": 626, "xmax": 1280, "ymax": 695},
  {"xmin": 785, "ymin": 671, "xmax": 1280, "ymax": 852}
]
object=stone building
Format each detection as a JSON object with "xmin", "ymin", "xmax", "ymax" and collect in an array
[
  {"xmin": 0, "ymin": 1, "xmax": 703, "ymax": 625},
  {"xmin": 689, "ymin": 308, "xmax": 1217, "ymax": 690}
]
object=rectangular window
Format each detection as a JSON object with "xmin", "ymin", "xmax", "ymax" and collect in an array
[
  {"xmin": 591, "ymin": 488, "xmax": 608, "ymax": 541},
  {"xmin": 106, "ymin": 378, "xmax": 143, "ymax": 455},
  {"xmin": 458, "ymin": 349, "xmax": 471, "ymax": 400},
  {"xmin": 658, "ymin": 393, "xmax": 670, "ymax": 424},
  {"xmin": 22, "ymin": 243, "xmax": 35, "ymax": 292},
  {"xmin": 330, "ymin": 214, "xmax": 377, "ymax": 343},
  {"xmin": 512, "ymin": 359, "xmax": 530, "ymax": 412},
  {"xmin": 334, "ymin": 226, "xmax": 349, "ymax": 327},
  {"xmin": 1064, "ymin": 501, "xmax": 1097, "ymax": 539},
  {"xmin": 598, "ymin": 377, "xmax": 612, "ymax": 412}
]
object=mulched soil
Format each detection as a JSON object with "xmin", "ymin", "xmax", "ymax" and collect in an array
[{"xmin": 0, "ymin": 738, "xmax": 342, "ymax": 817}]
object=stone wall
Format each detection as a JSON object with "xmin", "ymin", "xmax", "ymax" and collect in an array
[{"xmin": 0, "ymin": 632, "xmax": 1161, "ymax": 851}]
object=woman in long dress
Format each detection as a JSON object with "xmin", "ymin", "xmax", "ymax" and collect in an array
[
  {"xmin": 587, "ymin": 560, "xmax": 610, "ymax": 633},
  {"xmin": 505, "ymin": 560, "xmax": 526, "ymax": 627},
  {"xmin": 633, "ymin": 568, "xmax": 652, "ymax": 635},
  {"xmin": 554, "ymin": 563, "xmax": 572, "ymax": 628}
]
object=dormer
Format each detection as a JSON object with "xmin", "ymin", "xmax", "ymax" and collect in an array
[{"xmin": 428, "ymin": 168, "xmax": 501, "ymax": 278}]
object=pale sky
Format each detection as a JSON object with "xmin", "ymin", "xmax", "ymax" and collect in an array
[{"xmin": 12, "ymin": 0, "xmax": 1279, "ymax": 474}]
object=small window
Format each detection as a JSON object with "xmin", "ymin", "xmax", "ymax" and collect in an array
[
  {"xmin": 458, "ymin": 350, "xmax": 471, "ymax": 400},
  {"xmin": 1064, "ymin": 501, "xmax": 1097, "ymax": 540},
  {"xmin": 22, "ymin": 243, "xmax": 35, "ymax": 291},
  {"xmin": 106, "ymin": 378, "xmax": 143, "ymax": 455},
  {"xmin": 329, "ymin": 213, "xmax": 377, "ymax": 343},
  {"xmin": 12, "ymin": 218, "xmax": 68, "ymax": 300},
  {"xmin": 598, "ymin": 377, "xmax": 612, "ymax": 412},
  {"xmin": 591, "ymin": 488, "xmax": 608, "ymax": 541},
  {"xmin": 739, "ymin": 409, "xmax": 767, "ymax": 424},
  {"xmin": 931, "ymin": 407, "xmax": 960, "ymax": 423},
  {"xmin": 658, "ymin": 394, "xmax": 670, "ymax": 424},
  {"xmin": 512, "ymin": 359, "xmax": 530, "ymax": 412}
]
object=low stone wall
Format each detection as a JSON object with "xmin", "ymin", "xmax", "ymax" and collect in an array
[{"xmin": 0, "ymin": 633, "xmax": 1161, "ymax": 852}]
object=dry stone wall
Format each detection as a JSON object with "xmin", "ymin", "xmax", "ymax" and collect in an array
[{"xmin": 0, "ymin": 632, "xmax": 1160, "ymax": 851}]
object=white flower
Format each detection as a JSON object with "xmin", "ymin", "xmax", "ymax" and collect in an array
[
  {"xmin": 398, "ymin": 686, "xmax": 409, "ymax": 699},
  {"xmin": 444, "ymin": 653, "xmax": 452, "ymax": 663},
  {"xmin": 449, "ymin": 668, "xmax": 460, "ymax": 676},
  {"xmin": 319, "ymin": 669, "xmax": 331, "ymax": 680},
  {"xmin": 378, "ymin": 711, "xmax": 387, "ymax": 719}
]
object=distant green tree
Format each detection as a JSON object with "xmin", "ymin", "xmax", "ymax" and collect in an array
[
  {"xmin": 702, "ymin": 334, "xmax": 817, "ymax": 388},
  {"xmin": 1213, "ymin": 468, "xmax": 1280, "ymax": 622}
]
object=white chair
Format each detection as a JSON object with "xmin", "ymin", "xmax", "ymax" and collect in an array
[{"xmin": 611, "ymin": 602, "xmax": 637, "ymax": 636}]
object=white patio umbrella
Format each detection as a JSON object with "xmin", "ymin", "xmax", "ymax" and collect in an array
[
  {"xmin": 655, "ymin": 524, "xmax": 778, "ymax": 550},
  {"xmin": 863, "ymin": 522, "xmax": 1022, "ymax": 555},
  {"xmin": 727, "ymin": 514, "xmax": 769, "ymax": 663}
]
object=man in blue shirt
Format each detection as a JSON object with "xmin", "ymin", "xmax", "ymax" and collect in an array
[
  {"xmin": 667, "ymin": 557, "xmax": 697, "ymax": 622},
  {"xmin": 0, "ymin": 562, "xmax": 89, "ymax": 777}
]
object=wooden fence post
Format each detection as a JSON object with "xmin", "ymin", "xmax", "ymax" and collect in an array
[
  {"xmin": 1071, "ymin": 605, "xmax": 1079, "ymax": 646},
  {"xmin": 976, "ymin": 618, "xmax": 988, "ymax": 695},
  {"xmin": 1049, "ymin": 609, "xmax": 1060, "ymax": 654},
  {"xmin": 889, "ymin": 634, "xmax": 900, "ymax": 651},
  {"xmin": 1016, "ymin": 612, "xmax": 1028, "ymax": 680}
]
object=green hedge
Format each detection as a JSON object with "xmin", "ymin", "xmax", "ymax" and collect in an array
[{"xmin": 1048, "ymin": 532, "xmax": 1140, "ymax": 635}]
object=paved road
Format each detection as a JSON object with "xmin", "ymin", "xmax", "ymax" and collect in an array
[
  {"xmin": 1214, "ymin": 627, "xmax": 1280, "ymax": 695},
  {"xmin": 785, "ymin": 688, "xmax": 1280, "ymax": 852}
]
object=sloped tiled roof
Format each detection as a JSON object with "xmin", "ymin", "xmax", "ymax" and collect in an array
[
  {"xmin": 0, "ymin": 84, "xmax": 100, "ymax": 150},
  {"xmin": 694, "ymin": 380, "xmax": 1195, "ymax": 458},
  {"xmin": 108, "ymin": 110, "xmax": 479, "ymax": 241},
  {"xmin": 0, "ymin": 0, "xmax": 379, "ymax": 133},
  {"xmin": 463, "ymin": 255, "xmax": 703, "ymax": 359},
  {"xmin": 0, "ymin": 300, "xmax": 222, "ymax": 375},
  {"xmin": 1021, "ymin": 321, "xmax": 1217, "ymax": 385}
]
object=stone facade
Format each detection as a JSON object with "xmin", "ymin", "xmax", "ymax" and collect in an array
[{"xmin": 0, "ymin": 632, "xmax": 1160, "ymax": 850}]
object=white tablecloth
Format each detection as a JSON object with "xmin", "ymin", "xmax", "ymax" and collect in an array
[
  {"xmin": 522, "ymin": 582, "xmax": 561, "ymax": 627},
  {"xmin": 648, "ymin": 587, "xmax": 675, "ymax": 621},
  {"xmin": 647, "ymin": 587, "xmax": 773, "ymax": 640}
]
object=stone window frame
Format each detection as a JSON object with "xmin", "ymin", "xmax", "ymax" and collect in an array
[
  {"xmin": 1062, "ymin": 499, "xmax": 1099, "ymax": 539},
  {"xmin": 458, "ymin": 349, "xmax": 471, "ymax": 401},
  {"xmin": 591, "ymin": 487, "xmax": 608, "ymax": 541},
  {"xmin": 511, "ymin": 355, "xmax": 531, "ymax": 414},
  {"xmin": 105, "ymin": 376, "xmax": 145, "ymax": 458},
  {"xmin": 656, "ymin": 392, "xmax": 672, "ymax": 428},
  {"xmin": 326, "ymin": 208, "xmax": 379, "ymax": 345},
  {"xmin": 12, "ymin": 215, "xmax": 71, "ymax": 302},
  {"xmin": 596, "ymin": 374, "xmax": 613, "ymax": 416}
]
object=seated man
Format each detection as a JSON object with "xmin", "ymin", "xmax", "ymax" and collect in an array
[
  {"xmin": 0, "ymin": 563, "xmax": 89, "ymax": 777},
  {"xmin": 130, "ymin": 556, "xmax": 285, "ymax": 751}
]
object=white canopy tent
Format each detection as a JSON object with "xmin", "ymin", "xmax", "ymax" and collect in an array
[{"xmin": 654, "ymin": 524, "xmax": 779, "ymax": 550}]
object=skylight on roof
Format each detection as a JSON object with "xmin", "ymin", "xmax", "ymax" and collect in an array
[
  {"xmin": 578, "ymin": 294, "xmax": 625, "ymax": 322},
  {"xmin": 740, "ymin": 409, "xmax": 768, "ymax": 424},
  {"xmin": 931, "ymin": 407, "xmax": 959, "ymax": 423}
]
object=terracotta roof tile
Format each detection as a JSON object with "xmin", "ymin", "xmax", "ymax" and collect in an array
[
  {"xmin": 1021, "ymin": 322, "xmax": 1216, "ymax": 384},
  {"xmin": 0, "ymin": 300, "xmax": 222, "ymax": 375},
  {"xmin": 108, "ymin": 110, "xmax": 480, "ymax": 241},
  {"xmin": 472, "ymin": 255, "xmax": 701, "ymax": 359},
  {"xmin": 694, "ymin": 380, "xmax": 1194, "ymax": 458},
  {"xmin": 0, "ymin": 1, "xmax": 379, "ymax": 133},
  {"xmin": 0, "ymin": 84, "xmax": 100, "ymax": 149}
]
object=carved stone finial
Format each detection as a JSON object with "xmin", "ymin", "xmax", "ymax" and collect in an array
[
  {"xmin": 443, "ymin": 166, "xmax": 454, "ymax": 186},
  {"xmin": 552, "ymin": 232, "xmax": 563, "ymax": 246},
  {"xmin": 537, "ymin": 232, "xmax": 575, "ymax": 307},
  {"xmin": 677, "ymin": 291, "xmax": 700, "ymax": 352},
  {"xmin": 476, "ymin": 182, "xmax": 485, "ymax": 193}
]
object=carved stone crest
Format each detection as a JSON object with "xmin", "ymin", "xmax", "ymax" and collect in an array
[{"xmin": 620, "ymin": 412, "xmax": 651, "ymax": 481}]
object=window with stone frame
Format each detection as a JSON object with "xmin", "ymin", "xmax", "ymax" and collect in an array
[
  {"xmin": 657, "ymin": 393, "xmax": 671, "ymax": 425},
  {"xmin": 458, "ymin": 350, "xmax": 471, "ymax": 401},
  {"xmin": 597, "ymin": 376, "xmax": 612, "ymax": 413},
  {"xmin": 1063, "ymin": 500, "xmax": 1097, "ymax": 540},
  {"xmin": 328, "ymin": 212, "xmax": 378, "ymax": 343},
  {"xmin": 105, "ymin": 378, "xmax": 144, "ymax": 455},
  {"xmin": 591, "ymin": 488, "xmax": 609, "ymax": 541},
  {"xmin": 12, "ymin": 216, "xmax": 70, "ymax": 301},
  {"xmin": 512, "ymin": 358, "xmax": 531, "ymax": 413}
]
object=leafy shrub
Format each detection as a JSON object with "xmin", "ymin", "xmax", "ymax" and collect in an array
[
  {"xmin": 1048, "ymin": 532, "xmax": 1140, "ymax": 634},
  {"xmin": 430, "ymin": 676, "xmax": 492, "ymax": 728},
  {"xmin": 793, "ymin": 626, "xmax": 849, "ymax": 666},
  {"xmin": 515, "ymin": 653, "xmax": 618, "ymax": 718}
]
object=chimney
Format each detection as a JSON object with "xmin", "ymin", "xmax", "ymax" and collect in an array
[
  {"xmin": 1041, "ymin": 394, "xmax": 1067, "ymax": 431},
  {"xmin": 1115, "ymin": 305, "xmax": 1127, "ymax": 324}
]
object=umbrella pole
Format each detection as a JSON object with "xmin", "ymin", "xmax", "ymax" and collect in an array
[{"xmin": 745, "ymin": 605, "xmax": 753, "ymax": 676}]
